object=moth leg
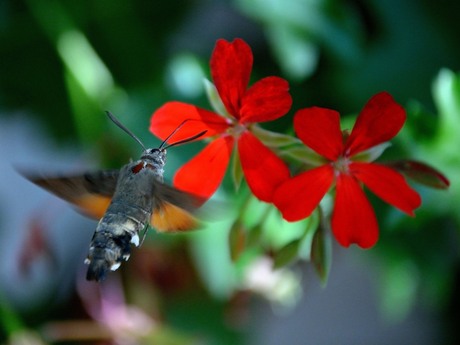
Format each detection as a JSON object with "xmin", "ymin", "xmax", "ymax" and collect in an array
[{"xmin": 139, "ymin": 223, "xmax": 151, "ymax": 246}]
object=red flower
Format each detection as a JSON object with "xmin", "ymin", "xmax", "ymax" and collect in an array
[
  {"xmin": 150, "ymin": 38, "xmax": 291, "ymax": 201},
  {"xmin": 273, "ymin": 92, "xmax": 422, "ymax": 248}
]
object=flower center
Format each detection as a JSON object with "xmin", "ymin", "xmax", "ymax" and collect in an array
[
  {"xmin": 227, "ymin": 122, "xmax": 247, "ymax": 138},
  {"xmin": 332, "ymin": 155, "xmax": 351, "ymax": 175}
]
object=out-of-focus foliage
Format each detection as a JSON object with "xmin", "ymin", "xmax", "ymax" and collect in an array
[
  {"xmin": 1, "ymin": 0, "xmax": 460, "ymax": 344},
  {"xmin": 373, "ymin": 69, "xmax": 460, "ymax": 323}
]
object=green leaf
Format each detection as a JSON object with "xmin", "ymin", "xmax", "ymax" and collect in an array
[
  {"xmin": 352, "ymin": 142, "xmax": 392, "ymax": 162},
  {"xmin": 65, "ymin": 71, "xmax": 106, "ymax": 143},
  {"xmin": 280, "ymin": 145, "xmax": 327, "ymax": 166},
  {"xmin": 231, "ymin": 149, "xmax": 244, "ymax": 192},
  {"xmin": 0, "ymin": 297, "xmax": 25, "ymax": 336},
  {"xmin": 263, "ymin": 208, "xmax": 308, "ymax": 249},
  {"xmin": 311, "ymin": 222, "xmax": 332, "ymax": 285},
  {"xmin": 247, "ymin": 223, "xmax": 264, "ymax": 247},
  {"xmin": 203, "ymin": 78, "xmax": 231, "ymax": 118},
  {"xmin": 273, "ymin": 240, "xmax": 300, "ymax": 269},
  {"xmin": 389, "ymin": 160, "xmax": 450, "ymax": 189},
  {"xmin": 240, "ymin": 195, "xmax": 271, "ymax": 229},
  {"xmin": 228, "ymin": 220, "xmax": 247, "ymax": 262},
  {"xmin": 251, "ymin": 124, "xmax": 301, "ymax": 148},
  {"xmin": 298, "ymin": 209, "xmax": 321, "ymax": 260},
  {"xmin": 433, "ymin": 69, "xmax": 460, "ymax": 144}
]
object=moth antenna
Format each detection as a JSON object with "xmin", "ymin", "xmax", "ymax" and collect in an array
[
  {"xmin": 158, "ymin": 120, "xmax": 190, "ymax": 149},
  {"xmin": 106, "ymin": 111, "xmax": 147, "ymax": 151},
  {"xmin": 159, "ymin": 119, "xmax": 208, "ymax": 149},
  {"xmin": 163, "ymin": 130, "xmax": 207, "ymax": 149}
]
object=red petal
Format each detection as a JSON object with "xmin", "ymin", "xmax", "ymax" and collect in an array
[
  {"xmin": 239, "ymin": 77, "xmax": 292, "ymax": 123},
  {"xmin": 346, "ymin": 92, "xmax": 406, "ymax": 156},
  {"xmin": 332, "ymin": 174, "xmax": 379, "ymax": 248},
  {"xmin": 173, "ymin": 136, "xmax": 234, "ymax": 199},
  {"xmin": 210, "ymin": 38, "xmax": 253, "ymax": 118},
  {"xmin": 293, "ymin": 107, "xmax": 344, "ymax": 161},
  {"xmin": 350, "ymin": 162, "xmax": 421, "ymax": 215},
  {"xmin": 238, "ymin": 131, "xmax": 290, "ymax": 202},
  {"xmin": 150, "ymin": 102, "xmax": 229, "ymax": 142},
  {"xmin": 273, "ymin": 165, "xmax": 334, "ymax": 221}
]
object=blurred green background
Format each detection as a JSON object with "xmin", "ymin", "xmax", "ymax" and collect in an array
[{"xmin": 1, "ymin": 0, "xmax": 460, "ymax": 344}]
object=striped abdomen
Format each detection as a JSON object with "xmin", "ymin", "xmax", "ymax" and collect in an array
[{"xmin": 85, "ymin": 161, "xmax": 159, "ymax": 281}]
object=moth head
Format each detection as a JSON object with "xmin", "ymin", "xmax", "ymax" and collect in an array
[
  {"xmin": 141, "ymin": 148, "xmax": 166, "ymax": 166},
  {"xmin": 105, "ymin": 112, "xmax": 206, "ymax": 168}
]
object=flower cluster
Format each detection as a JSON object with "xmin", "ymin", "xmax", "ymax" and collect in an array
[
  {"xmin": 150, "ymin": 38, "xmax": 448, "ymax": 249},
  {"xmin": 273, "ymin": 93, "xmax": 422, "ymax": 248},
  {"xmin": 150, "ymin": 38, "xmax": 291, "ymax": 203}
]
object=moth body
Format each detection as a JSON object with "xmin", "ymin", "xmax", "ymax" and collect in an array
[
  {"xmin": 20, "ymin": 113, "xmax": 204, "ymax": 282},
  {"xmin": 86, "ymin": 148, "xmax": 166, "ymax": 281}
]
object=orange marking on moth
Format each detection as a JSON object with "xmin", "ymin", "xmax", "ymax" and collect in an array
[
  {"xmin": 131, "ymin": 162, "xmax": 145, "ymax": 174},
  {"xmin": 151, "ymin": 202, "xmax": 198, "ymax": 232},
  {"xmin": 75, "ymin": 194, "xmax": 112, "ymax": 219}
]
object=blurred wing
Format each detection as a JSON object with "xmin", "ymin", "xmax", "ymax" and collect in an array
[
  {"xmin": 151, "ymin": 181, "xmax": 203, "ymax": 232},
  {"xmin": 151, "ymin": 202, "xmax": 199, "ymax": 232},
  {"xmin": 21, "ymin": 170, "xmax": 119, "ymax": 219}
]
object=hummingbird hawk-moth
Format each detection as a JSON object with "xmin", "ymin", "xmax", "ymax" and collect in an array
[{"xmin": 22, "ymin": 112, "xmax": 206, "ymax": 282}]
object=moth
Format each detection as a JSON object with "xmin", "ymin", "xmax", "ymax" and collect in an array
[{"xmin": 22, "ymin": 112, "xmax": 206, "ymax": 282}]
